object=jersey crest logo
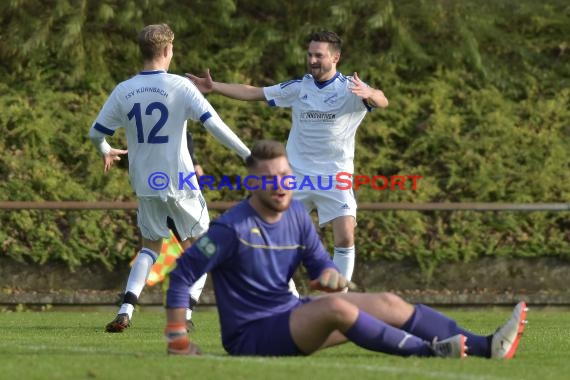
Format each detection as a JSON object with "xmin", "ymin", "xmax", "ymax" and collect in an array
[
  {"xmin": 196, "ymin": 236, "xmax": 217, "ymax": 258},
  {"xmin": 324, "ymin": 94, "xmax": 338, "ymax": 105},
  {"xmin": 250, "ymin": 227, "xmax": 262, "ymax": 236}
]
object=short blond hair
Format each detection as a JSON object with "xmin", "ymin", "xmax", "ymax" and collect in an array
[{"xmin": 137, "ymin": 23, "xmax": 174, "ymax": 60}]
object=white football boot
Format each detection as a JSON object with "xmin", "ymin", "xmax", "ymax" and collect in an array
[
  {"xmin": 491, "ymin": 301, "xmax": 528, "ymax": 359},
  {"xmin": 431, "ymin": 334, "xmax": 468, "ymax": 358}
]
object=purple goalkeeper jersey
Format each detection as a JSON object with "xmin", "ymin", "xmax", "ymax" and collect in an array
[{"xmin": 167, "ymin": 199, "xmax": 336, "ymax": 351}]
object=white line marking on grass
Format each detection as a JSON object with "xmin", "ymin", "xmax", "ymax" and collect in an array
[
  {"xmin": 2, "ymin": 343, "xmax": 507, "ymax": 380},
  {"xmin": 201, "ymin": 355, "xmax": 509, "ymax": 380},
  {"xmin": 0, "ymin": 343, "xmax": 138, "ymax": 355}
]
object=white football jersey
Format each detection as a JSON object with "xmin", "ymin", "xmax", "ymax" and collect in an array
[
  {"xmin": 92, "ymin": 70, "xmax": 214, "ymax": 199},
  {"xmin": 263, "ymin": 72, "xmax": 372, "ymax": 176}
]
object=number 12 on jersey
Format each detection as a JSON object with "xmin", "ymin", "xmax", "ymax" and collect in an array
[{"xmin": 128, "ymin": 102, "xmax": 169, "ymax": 144}]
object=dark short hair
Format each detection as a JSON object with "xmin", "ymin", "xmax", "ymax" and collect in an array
[
  {"xmin": 307, "ymin": 31, "xmax": 342, "ymax": 53},
  {"xmin": 137, "ymin": 23, "xmax": 174, "ymax": 60},
  {"xmin": 245, "ymin": 140, "xmax": 287, "ymax": 169}
]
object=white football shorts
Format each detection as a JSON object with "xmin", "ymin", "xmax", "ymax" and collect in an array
[
  {"xmin": 137, "ymin": 194, "xmax": 210, "ymax": 241},
  {"xmin": 293, "ymin": 176, "xmax": 357, "ymax": 227}
]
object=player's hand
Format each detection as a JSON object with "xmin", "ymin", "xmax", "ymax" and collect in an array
[
  {"xmin": 350, "ymin": 72, "xmax": 388, "ymax": 108},
  {"xmin": 193, "ymin": 164, "xmax": 204, "ymax": 179},
  {"xmin": 349, "ymin": 72, "xmax": 373, "ymax": 99},
  {"xmin": 102, "ymin": 148, "xmax": 128, "ymax": 173},
  {"xmin": 186, "ymin": 69, "xmax": 214, "ymax": 94},
  {"xmin": 309, "ymin": 268, "xmax": 349, "ymax": 292}
]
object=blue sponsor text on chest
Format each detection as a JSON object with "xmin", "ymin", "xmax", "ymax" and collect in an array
[
  {"xmin": 125, "ymin": 87, "xmax": 169, "ymax": 100},
  {"xmin": 301, "ymin": 111, "xmax": 336, "ymax": 122}
]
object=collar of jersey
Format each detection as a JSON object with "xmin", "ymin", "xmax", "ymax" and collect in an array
[
  {"xmin": 313, "ymin": 72, "xmax": 339, "ymax": 89},
  {"xmin": 139, "ymin": 70, "xmax": 166, "ymax": 75},
  {"xmin": 244, "ymin": 200, "xmax": 283, "ymax": 229}
]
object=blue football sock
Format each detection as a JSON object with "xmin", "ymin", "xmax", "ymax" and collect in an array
[
  {"xmin": 343, "ymin": 311, "xmax": 433, "ymax": 357},
  {"xmin": 401, "ymin": 304, "xmax": 491, "ymax": 357}
]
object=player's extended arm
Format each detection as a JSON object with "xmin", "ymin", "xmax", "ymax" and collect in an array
[
  {"xmin": 350, "ymin": 72, "xmax": 389, "ymax": 109},
  {"xmin": 187, "ymin": 69, "xmax": 265, "ymax": 101}
]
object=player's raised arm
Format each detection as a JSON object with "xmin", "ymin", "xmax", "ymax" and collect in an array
[
  {"xmin": 350, "ymin": 72, "xmax": 389, "ymax": 109},
  {"xmin": 187, "ymin": 69, "xmax": 265, "ymax": 101}
]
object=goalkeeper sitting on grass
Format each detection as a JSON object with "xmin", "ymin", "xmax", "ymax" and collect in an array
[{"xmin": 164, "ymin": 140, "xmax": 527, "ymax": 359}]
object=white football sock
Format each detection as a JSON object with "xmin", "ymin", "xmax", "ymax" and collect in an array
[
  {"xmin": 118, "ymin": 304, "xmax": 135, "ymax": 319},
  {"xmin": 186, "ymin": 274, "xmax": 208, "ymax": 321},
  {"xmin": 119, "ymin": 249, "xmax": 157, "ymax": 319},
  {"xmin": 189, "ymin": 273, "xmax": 207, "ymax": 302},
  {"xmin": 333, "ymin": 246, "xmax": 355, "ymax": 282},
  {"xmin": 288, "ymin": 278, "xmax": 300, "ymax": 298}
]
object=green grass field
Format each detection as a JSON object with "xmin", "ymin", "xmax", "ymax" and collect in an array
[{"xmin": 0, "ymin": 305, "xmax": 567, "ymax": 380}]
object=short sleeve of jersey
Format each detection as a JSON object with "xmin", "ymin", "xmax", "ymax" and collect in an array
[
  {"xmin": 347, "ymin": 75, "xmax": 374, "ymax": 112},
  {"xmin": 263, "ymin": 79, "xmax": 302, "ymax": 108},
  {"xmin": 92, "ymin": 86, "xmax": 125, "ymax": 136},
  {"xmin": 182, "ymin": 79, "xmax": 219, "ymax": 123}
]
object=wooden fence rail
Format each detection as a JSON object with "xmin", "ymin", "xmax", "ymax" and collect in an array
[{"xmin": 2, "ymin": 201, "xmax": 570, "ymax": 211}]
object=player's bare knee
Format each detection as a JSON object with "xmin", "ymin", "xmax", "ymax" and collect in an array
[
  {"xmin": 321, "ymin": 296, "xmax": 356, "ymax": 324},
  {"xmin": 376, "ymin": 292, "xmax": 409, "ymax": 310}
]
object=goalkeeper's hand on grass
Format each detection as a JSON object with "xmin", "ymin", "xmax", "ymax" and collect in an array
[{"xmin": 309, "ymin": 268, "xmax": 349, "ymax": 293}]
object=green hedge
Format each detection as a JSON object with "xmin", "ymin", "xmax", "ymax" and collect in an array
[{"xmin": 1, "ymin": 0, "xmax": 569, "ymax": 276}]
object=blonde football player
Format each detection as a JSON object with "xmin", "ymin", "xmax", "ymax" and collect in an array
[{"xmin": 89, "ymin": 23, "xmax": 250, "ymax": 332}]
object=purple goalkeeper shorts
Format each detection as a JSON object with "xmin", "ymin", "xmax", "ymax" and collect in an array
[{"xmin": 225, "ymin": 297, "xmax": 312, "ymax": 356}]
